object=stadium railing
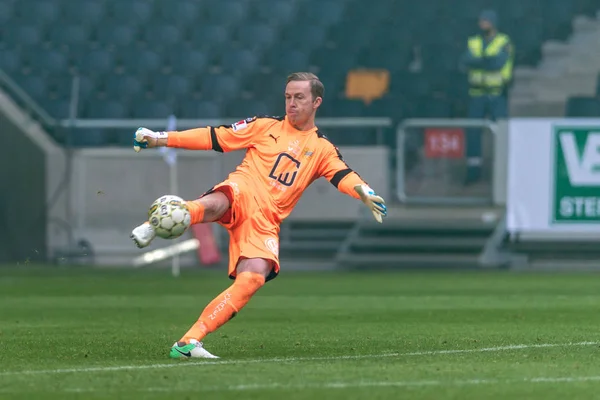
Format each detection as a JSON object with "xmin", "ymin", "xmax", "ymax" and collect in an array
[{"xmin": 396, "ymin": 118, "xmax": 498, "ymax": 205}]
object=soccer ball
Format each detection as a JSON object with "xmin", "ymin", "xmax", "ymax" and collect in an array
[{"xmin": 148, "ymin": 195, "xmax": 191, "ymax": 239}]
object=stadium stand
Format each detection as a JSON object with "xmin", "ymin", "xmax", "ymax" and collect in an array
[{"xmin": 1, "ymin": 0, "xmax": 600, "ymax": 147}]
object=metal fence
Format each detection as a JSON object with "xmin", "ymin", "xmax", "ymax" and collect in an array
[{"xmin": 396, "ymin": 119, "xmax": 498, "ymax": 205}]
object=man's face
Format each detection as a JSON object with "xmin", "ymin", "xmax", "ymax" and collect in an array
[
  {"xmin": 285, "ymin": 80, "xmax": 321, "ymax": 128},
  {"xmin": 479, "ymin": 19, "xmax": 492, "ymax": 31}
]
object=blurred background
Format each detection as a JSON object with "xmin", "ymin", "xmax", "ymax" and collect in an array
[{"xmin": 2, "ymin": 0, "xmax": 600, "ymax": 272}]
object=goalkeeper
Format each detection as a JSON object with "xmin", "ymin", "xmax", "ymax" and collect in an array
[{"xmin": 131, "ymin": 72, "xmax": 387, "ymax": 359}]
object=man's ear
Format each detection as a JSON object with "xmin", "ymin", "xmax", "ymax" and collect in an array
[{"xmin": 314, "ymin": 96, "xmax": 323, "ymax": 109}]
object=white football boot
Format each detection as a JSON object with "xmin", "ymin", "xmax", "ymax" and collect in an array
[
  {"xmin": 131, "ymin": 221, "xmax": 156, "ymax": 248},
  {"xmin": 169, "ymin": 339, "xmax": 220, "ymax": 359}
]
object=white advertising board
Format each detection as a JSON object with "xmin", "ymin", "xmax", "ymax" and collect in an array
[{"xmin": 507, "ymin": 118, "xmax": 600, "ymax": 236}]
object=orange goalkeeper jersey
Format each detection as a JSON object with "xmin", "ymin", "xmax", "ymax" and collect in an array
[{"xmin": 166, "ymin": 115, "xmax": 367, "ymax": 223}]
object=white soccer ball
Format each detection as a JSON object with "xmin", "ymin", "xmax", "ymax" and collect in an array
[{"xmin": 148, "ymin": 195, "xmax": 191, "ymax": 239}]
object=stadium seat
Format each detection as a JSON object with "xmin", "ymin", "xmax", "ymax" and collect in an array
[
  {"xmin": 298, "ymin": 0, "xmax": 345, "ymax": 27},
  {"xmin": 168, "ymin": 50, "xmax": 208, "ymax": 76},
  {"xmin": 282, "ymin": 25, "xmax": 327, "ymax": 53},
  {"xmin": 264, "ymin": 49, "xmax": 310, "ymax": 74},
  {"xmin": 142, "ymin": 25, "xmax": 182, "ymax": 47},
  {"xmin": 43, "ymin": 99, "xmax": 71, "ymax": 119},
  {"xmin": 15, "ymin": 74, "xmax": 47, "ymax": 100},
  {"xmin": 154, "ymin": 1, "xmax": 200, "ymax": 24},
  {"xmin": 132, "ymin": 99, "xmax": 173, "ymax": 118},
  {"xmin": 565, "ymin": 96, "xmax": 600, "ymax": 117},
  {"xmin": 190, "ymin": 25, "xmax": 229, "ymax": 51},
  {"xmin": 95, "ymin": 26, "xmax": 136, "ymax": 49},
  {"xmin": 78, "ymin": 49, "xmax": 114, "ymax": 75},
  {"xmin": 121, "ymin": 49, "xmax": 161, "ymax": 74},
  {"xmin": 50, "ymin": 25, "xmax": 91, "ymax": 49},
  {"xmin": 16, "ymin": 1, "xmax": 59, "ymax": 25},
  {"xmin": 179, "ymin": 100, "xmax": 222, "ymax": 119},
  {"xmin": 0, "ymin": 49, "xmax": 20, "ymax": 74},
  {"xmin": 221, "ymin": 50, "xmax": 260, "ymax": 75},
  {"xmin": 201, "ymin": 74, "xmax": 240, "ymax": 102},
  {"xmin": 83, "ymin": 99, "xmax": 128, "ymax": 118},
  {"xmin": 204, "ymin": 0, "xmax": 248, "ymax": 26},
  {"xmin": 235, "ymin": 24, "xmax": 277, "ymax": 52},
  {"xmin": 255, "ymin": 1, "xmax": 296, "ymax": 26},
  {"xmin": 345, "ymin": 69, "xmax": 390, "ymax": 105},
  {"xmin": 109, "ymin": 1, "xmax": 153, "ymax": 23},
  {"xmin": 103, "ymin": 74, "xmax": 144, "ymax": 99},
  {"xmin": 225, "ymin": 99, "xmax": 271, "ymax": 118},
  {"xmin": 150, "ymin": 75, "xmax": 191, "ymax": 99},
  {"xmin": 0, "ymin": 1, "xmax": 13, "ymax": 24},
  {"xmin": 66, "ymin": 128, "xmax": 109, "ymax": 147},
  {"xmin": 63, "ymin": 1, "xmax": 106, "ymax": 24},
  {"xmin": 5, "ymin": 25, "xmax": 41, "ymax": 47}
]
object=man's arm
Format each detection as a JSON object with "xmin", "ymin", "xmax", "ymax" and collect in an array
[
  {"xmin": 481, "ymin": 44, "xmax": 509, "ymax": 70},
  {"xmin": 133, "ymin": 117, "xmax": 262, "ymax": 153},
  {"xmin": 318, "ymin": 143, "xmax": 387, "ymax": 223}
]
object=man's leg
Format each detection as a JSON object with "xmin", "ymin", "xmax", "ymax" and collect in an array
[
  {"xmin": 131, "ymin": 191, "xmax": 230, "ymax": 248},
  {"xmin": 465, "ymin": 95, "xmax": 487, "ymax": 183},
  {"xmin": 170, "ymin": 258, "xmax": 272, "ymax": 358},
  {"xmin": 488, "ymin": 94, "xmax": 508, "ymax": 120}
]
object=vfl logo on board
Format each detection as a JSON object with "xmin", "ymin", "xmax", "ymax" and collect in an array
[
  {"xmin": 269, "ymin": 153, "xmax": 301, "ymax": 187},
  {"xmin": 265, "ymin": 238, "xmax": 279, "ymax": 256}
]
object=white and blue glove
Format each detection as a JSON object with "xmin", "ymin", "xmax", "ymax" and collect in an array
[
  {"xmin": 133, "ymin": 127, "xmax": 168, "ymax": 152},
  {"xmin": 354, "ymin": 184, "xmax": 387, "ymax": 223}
]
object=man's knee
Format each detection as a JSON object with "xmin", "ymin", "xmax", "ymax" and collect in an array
[
  {"xmin": 236, "ymin": 258, "xmax": 273, "ymax": 280},
  {"xmin": 197, "ymin": 191, "xmax": 230, "ymax": 222}
]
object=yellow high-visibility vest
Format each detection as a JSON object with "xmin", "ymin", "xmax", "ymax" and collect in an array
[{"xmin": 468, "ymin": 33, "xmax": 513, "ymax": 95}]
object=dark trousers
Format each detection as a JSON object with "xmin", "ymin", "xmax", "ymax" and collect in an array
[{"xmin": 465, "ymin": 94, "xmax": 507, "ymax": 182}]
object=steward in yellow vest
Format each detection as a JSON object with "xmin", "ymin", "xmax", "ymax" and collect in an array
[{"xmin": 462, "ymin": 10, "xmax": 514, "ymax": 99}]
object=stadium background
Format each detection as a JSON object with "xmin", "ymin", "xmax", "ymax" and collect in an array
[
  {"xmin": 2, "ymin": 0, "xmax": 600, "ymax": 269},
  {"xmin": 3, "ymin": 1, "xmax": 600, "ymax": 398}
]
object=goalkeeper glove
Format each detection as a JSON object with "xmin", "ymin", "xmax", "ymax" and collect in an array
[
  {"xmin": 133, "ymin": 127, "xmax": 168, "ymax": 152},
  {"xmin": 354, "ymin": 184, "xmax": 387, "ymax": 223}
]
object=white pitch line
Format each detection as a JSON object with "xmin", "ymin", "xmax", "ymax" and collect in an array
[
  {"xmin": 30, "ymin": 375, "xmax": 600, "ymax": 394},
  {"xmin": 0, "ymin": 341, "xmax": 597, "ymax": 377}
]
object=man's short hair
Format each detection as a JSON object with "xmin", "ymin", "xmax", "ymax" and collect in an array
[{"xmin": 286, "ymin": 72, "xmax": 324, "ymax": 100}]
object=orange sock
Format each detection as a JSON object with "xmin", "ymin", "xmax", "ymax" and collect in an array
[
  {"xmin": 180, "ymin": 271, "xmax": 266, "ymax": 343},
  {"xmin": 186, "ymin": 200, "xmax": 205, "ymax": 224}
]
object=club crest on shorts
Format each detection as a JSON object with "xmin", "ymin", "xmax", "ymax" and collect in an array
[{"xmin": 264, "ymin": 238, "xmax": 279, "ymax": 256}]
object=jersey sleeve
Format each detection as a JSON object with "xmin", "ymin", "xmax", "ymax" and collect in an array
[
  {"xmin": 166, "ymin": 117, "xmax": 263, "ymax": 152},
  {"xmin": 317, "ymin": 141, "xmax": 367, "ymax": 200}
]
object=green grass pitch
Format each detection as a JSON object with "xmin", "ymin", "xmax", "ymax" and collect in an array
[{"xmin": 1, "ymin": 265, "xmax": 600, "ymax": 399}]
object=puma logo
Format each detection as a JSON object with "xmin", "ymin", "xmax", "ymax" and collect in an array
[{"xmin": 269, "ymin": 134, "xmax": 279, "ymax": 143}]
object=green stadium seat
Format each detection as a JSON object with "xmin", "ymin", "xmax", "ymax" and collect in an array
[
  {"xmin": 5, "ymin": 25, "xmax": 41, "ymax": 47},
  {"xmin": 235, "ymin": 24, "xmax": 277, "ymax": 51},
  {"xmin": 225, "ymin": 98, "xmax": 271, "ymax": 118},
  {"xmin": 15, "ymin": 74, "xmax": 46, "ymax": 100},
  {"xmin": 255, "ymin": 1, "xmax": 296, "ymax": 26},
  {"xmin": 179, "ymin": 100, "xmax": 222, "ymax": 119},
  {"xmin": 63, "ymin": 1, "xmax": 106, "ymax": 24},
  {"xmin": 95, "ymin": 26, "xmax": 137, "ymax": 49},
  {"xmin": 103, "ymin": 74, "xmax": 144, "ymax": 99},
  {"xmin": 132, "ymin": 99, "xmax": 173, "ymax": 118},
  {"xmin": 154, "ymin": 1, "xmax": 200, "ymax": 24},
  {"xmin": 83, "ymin": 99, "xmax": 128, "ymax": 118},
  {"xmin": 221, "ymin": 50, "xmax": 259, "ymax": 75},
  {"xmin": 109, "ymin": 1, "xmax": 153, "ymax": 23},
  {"xmin": 142, "ymin": 25, "xmax": 182, "ymax": 47},
  {"xmin": 200, "ymin": 74, "xmax": 240, "ymax": 102},
  {"xmin": 168, "ymin": 50, "xmax": 208, "ymax": 76},
  {"xmin": 0, "ymin": 49, "xmax": 20, "ymax": 74},
  {"xmin": 264, "ymin": 49, "xmax": 309, "ymax": 74},
  {"xmin": 565, "ymin": 97, "xmax": 600, "ymax": 117}
]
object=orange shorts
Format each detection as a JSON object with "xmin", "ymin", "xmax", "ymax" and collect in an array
[{"xmin": 200, "ymin": 179, "xmax": 280, "ymax": 282}]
